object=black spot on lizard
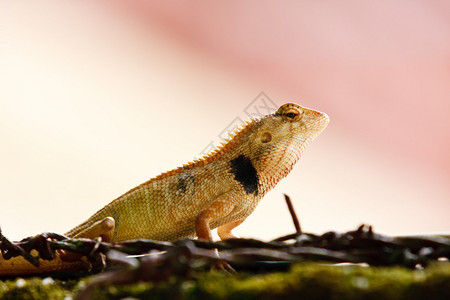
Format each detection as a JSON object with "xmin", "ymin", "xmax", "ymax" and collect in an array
[{"xmin": 229, "ymin": 154, "xmax": 259, "ymax": 195}]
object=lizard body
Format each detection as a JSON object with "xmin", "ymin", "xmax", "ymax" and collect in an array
[{"xmin": 0, "ymin": 103, "xmax": 329, "ymax": 276}]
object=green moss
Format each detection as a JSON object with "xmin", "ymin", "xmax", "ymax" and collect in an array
[
  {"xmin": 193, "ymin": 263, "xmax": 450, "ymax": 300},
  {"xmin": 0, "ymin": 277, "xmax": 68, "ymax": 300},
  {"xmin": 1, "ymin": 262, "xmax": 449, "ymax": 299}
]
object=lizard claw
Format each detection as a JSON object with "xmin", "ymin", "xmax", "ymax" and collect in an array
[{"xmin": 212, "ymin": 259, "xmax": 236, "ymax": 274}]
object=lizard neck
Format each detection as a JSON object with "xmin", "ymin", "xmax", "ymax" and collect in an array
[{"xmin": 256, "ymin": 136, "xmax": 305, "ymax": 194}]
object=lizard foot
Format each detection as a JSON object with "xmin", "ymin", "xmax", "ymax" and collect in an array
[{"xmin": 212, "ymin": 259, "xmax": 236, "ymax": 274}]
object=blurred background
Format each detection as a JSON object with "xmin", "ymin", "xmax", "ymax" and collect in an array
[{"xmin": 1, "ymin": 0, "xmax": 449, "ymax": 241}]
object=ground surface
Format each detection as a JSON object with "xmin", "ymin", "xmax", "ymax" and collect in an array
[{"xmin": 1, "ymin": 262, "xmax": 449, "ymax": 300}]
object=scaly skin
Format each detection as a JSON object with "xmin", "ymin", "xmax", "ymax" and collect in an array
[{"xmin": 0, "ymin": 103, "xmax": 329, "ymax": 276}]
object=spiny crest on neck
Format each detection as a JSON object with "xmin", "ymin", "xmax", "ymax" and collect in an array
[{"xmin": 152, "ymin": 116, "xmax": 262, "ymax": 181}]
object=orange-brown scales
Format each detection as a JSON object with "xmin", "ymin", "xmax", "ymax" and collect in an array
[{"xmin": 0, "ymin": 103, "xmax": 329, "ymax": 276}]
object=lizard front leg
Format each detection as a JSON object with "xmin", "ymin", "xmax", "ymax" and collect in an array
[
  {"xmin": 195, "ymin": 194, "xmax": 237, "ymax": 271},
  {"xmin": 196, "ymin": 197, "xmax": 235, "ymax": 241}
]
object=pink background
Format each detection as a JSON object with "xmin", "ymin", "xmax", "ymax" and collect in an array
[{"xmin": 1, "ymin": 1, "xmax": 449, "ymax": 240}]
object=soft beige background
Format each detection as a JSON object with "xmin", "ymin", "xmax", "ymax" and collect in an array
[{"xmin": 1, "ymin": 0, "xmax": 449, "ymax": 241}]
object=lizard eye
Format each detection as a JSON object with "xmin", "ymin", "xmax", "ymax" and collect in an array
[
  {"xmin": 276, "ymin": 103, "xmax": 304, "ymax": 122},
  {"xmin": 285, "ymin": 113, "xmax": 297, "ymax": 119},
  {"xmin": 281, "ymin": 108, "xmax": 302, "ymax": 122}
]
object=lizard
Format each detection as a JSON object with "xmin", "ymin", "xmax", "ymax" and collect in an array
[{"xmin": 0, "ymin": 103, "xmax": 329, "ymax": 276}]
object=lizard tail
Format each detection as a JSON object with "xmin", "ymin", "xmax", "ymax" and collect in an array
[
  {"xmin": 0, "ymin": 226, "xmax": 87, "ymax": 277},
  {"xmin": 0, "ymin": 254, "xmax": 88, "ymax": 277}
]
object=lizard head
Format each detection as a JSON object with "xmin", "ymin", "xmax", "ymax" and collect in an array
[{"xmin": 244, "ymin": 103, "xmax": 329, "ymax": 191}]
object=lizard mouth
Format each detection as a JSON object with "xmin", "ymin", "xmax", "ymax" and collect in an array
[{"xmin": 303, "ymin": 113, "xmax": 329, "ymax": 132}]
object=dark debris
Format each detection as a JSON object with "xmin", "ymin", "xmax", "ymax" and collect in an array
[{"xmin": 1, "ymin": 195, "xmax": 449, "ymax": 289}]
